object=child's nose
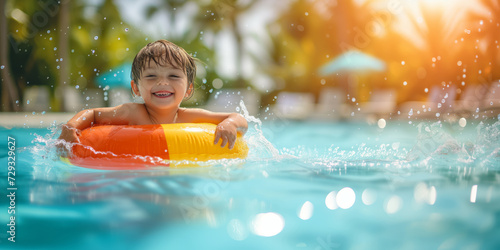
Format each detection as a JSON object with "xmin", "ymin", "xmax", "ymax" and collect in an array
[{"xmin": 158, "ymin": 78, "xmax": 170, "ymax": 85}]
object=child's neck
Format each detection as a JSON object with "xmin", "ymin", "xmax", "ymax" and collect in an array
[{"xmin": 144, "ymin": 105, "xmax": 178, "ymax": 124}]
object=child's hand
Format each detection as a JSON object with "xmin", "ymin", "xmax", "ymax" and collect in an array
[
  {"xmin": 57, "ymin": 125, "xmax": 81, "ymax": 156},
  {"xmin": 214, "ymin": 119, "xmax": 239, "ymax": 150}
]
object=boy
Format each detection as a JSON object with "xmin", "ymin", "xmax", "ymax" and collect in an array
[{"xmin": 59, "ymin": 39, "xmax": 248, "ymax": 150}]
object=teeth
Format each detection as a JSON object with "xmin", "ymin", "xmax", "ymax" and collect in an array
[{"xmin": 154, "ymin": 92, "xmax": 172, "ymax": 97}]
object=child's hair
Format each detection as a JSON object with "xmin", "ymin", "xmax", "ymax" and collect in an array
[{"xmin": 131, "ymin": 39, "xmax": 196, "ymax": 98}]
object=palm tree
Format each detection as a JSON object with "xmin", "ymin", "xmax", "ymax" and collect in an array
[
  {"xmin": 466, "ymin": 0, "xmax": 500, "ymax": 81},
  {"xmin": 0, "ymin": 0, "xmax": 20, "ymax": 111},
  {"xmin": 194, "ymin": 0, "xmax": 257, "ymax": 87},
  {"xmin": 401, "ymin": 1, "xmax": 468, "ymax": 98},
  {"xmin": 57, "ymin": 0, "xmax": 69, "ymax": 111}
]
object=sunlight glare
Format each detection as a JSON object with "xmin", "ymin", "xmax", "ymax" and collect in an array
[
  {"xmin": 251, "ymin": 212, "xmax": 285, "ymax": 237},
  {"xmin": 325, "ymin": 191, "xmax": 338, "ymax": 210},
  {"xmin": 298, "ymin": 201, "xmax": 314, "ymax": 220},
  {"xmin": 337, "ymin": 187, "xmax": 356, "ymax": 209},
  {"xmin": 362, "ymin": 189, "xmax": 377, "ymax": 205},
  {"xmin": 384, "ymin": 195, "xmax": 403, "ymax": 214},
  {"xmin": 470, "ymin": 185, "xmax": 478, "ymax": 203}
]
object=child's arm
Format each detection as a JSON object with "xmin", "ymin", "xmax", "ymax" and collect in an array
[
  {"xmin": 58, "ymin": 104, "xmax": 132, "ymax": 143},
  {"xmin": 179, "ymin": 108, "xmax": 248, "ymax": 149}
]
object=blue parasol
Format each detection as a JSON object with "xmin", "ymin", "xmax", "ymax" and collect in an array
[
  {"xmin": 319, "ymin": 50, "xmax": 386, "ymax": 76},
  {"xmin": 95, "ymin": 63, "xmax": 132, "ymax": 88}
]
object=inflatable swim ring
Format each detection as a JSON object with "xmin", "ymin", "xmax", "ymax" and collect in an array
[{"xmin": 66, "ymin": 123, "xmax": 248, "ymax": 168}]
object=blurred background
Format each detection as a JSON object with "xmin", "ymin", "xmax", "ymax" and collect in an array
[{"xmin": 1, "ymin": 0, "xmax": 499, "ymax": 121}]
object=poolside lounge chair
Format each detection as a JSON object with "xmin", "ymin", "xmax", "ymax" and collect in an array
[
  {"xmin": 312, "ymin": 87, "xmax": 346, "ymax": 120},
  {"xmin": 62, "ymin": 86, "xmax": 84, "ymax": 112},
  {"xmin": 397, "ymin": 85, "xmax": 457, "ymax": 119},
  {"xmin": 272, "ymin": 91, "xmax": 315, "ymax": 120},
  {"xmin": 108, "ymin": 88, "xmax": 132, "ymax": 107},
  {"xmin": 356, "ymin": 89, "xmax": 396, "ymax": 119},
  {"xmin": 81, "ymin": 88, "xmax": 105, "ymax": 109},
  {"xmin": 204, "ymin": 88, "xmax": 261, "ymax": 116},
  {"xmin": 480, "ymin": 80, "xmax": 500, "ymax": 113},
  {"xmin": 23, "ymin": 86, "xmax": 50, "ymax": 112},
  {"xmin": 452, "ymin": 84, "xmax": 489, "ymax": 116}
]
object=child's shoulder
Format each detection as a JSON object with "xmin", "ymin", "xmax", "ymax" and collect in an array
[
  {"xmin": 119, "ymin": 102, "xmax": 146, "ymax": 111},
  {"xmin": 112, "ymin": 102, "xmax": 149, "ymax": 123},
  {"xmin": 177, "ymin": 107, "xmax": 212, "ymax": 122},
  {"xmin": 178, "ymin": 107, "xmax": 211, "ymax": 116}
]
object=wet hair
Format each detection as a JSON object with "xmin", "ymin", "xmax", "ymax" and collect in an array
[{"xmin": 131, "ymin": 39, "xmax": 196, "ymax": 98}]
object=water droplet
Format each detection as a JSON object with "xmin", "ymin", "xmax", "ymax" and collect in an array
[
  {"xmin": 435, "ymin": 113, "xmax": 440, "ymax": 117},
  {"xmin": 94, "ymin": 36, "xmax": 99, "ymax": 40},
  {"xmin": 86, "ymin": 96, "xmax": 90, "ymax": 101},
  {"xmin": 351, "ymin": 98, "xmax": 356, "ymax": 102},
  {"xmin": 457, "ymin": 61, "xmax": 462, "ymax": 66},
  {"xmin": 401, "ymin": 61, "xmax": 405, "ymax": 65},
  {"xmin": 0, "ymin": 65, "xmax": 4, "ymax": 69},
  {"xmin": 125, "ymin": 28, "xmax": 129, "ymax": 32},
  {"xmin": 82, "ymin": 117, "xmax": 86, "ymax": 120},
  {"xmin": 53, "ymin": 47, "xmax": 57, "ymax": 51},
  {"xmin": 403, "ymin": 81, "xmax": 407, "ymax": 86},
  {"xmin": 408, "ymin": 109, "xmax": 413, "ymax": 116},
  {"xmin": 75, "ymin": 85, "xmax": 80, "ymax": 89},
  {"xmin": 27, "ymin": 100, "xmax": 30, "ymax": 105},
  {"xmin": 424, "ymin": 88, "xmax": 428, "ymax": 93},
  {"xmin": 459, "ymin": 117, "xmax": 467, "ymax": 127},
  {"xmin": 377, "ymin": 118, "xmax": 386, "ymax": 129}
]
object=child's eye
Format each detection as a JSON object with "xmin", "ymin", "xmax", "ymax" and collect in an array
[
  {"xmin": 170, "ymin": 75, "xmax": 179, "ymax": 78},
  {"xmin": 146, "ymin": 75, "xmax": 156, "ymax": 78}
]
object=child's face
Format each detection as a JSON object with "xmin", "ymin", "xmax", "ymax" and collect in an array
[{"xmin": 132, "ymin": 61, "xmax": 191, "ymax": 110}]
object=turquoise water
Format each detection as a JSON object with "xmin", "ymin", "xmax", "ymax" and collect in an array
[{"xmin": 1, "ymin": 118, "xmax": 500, "ymax": 249}]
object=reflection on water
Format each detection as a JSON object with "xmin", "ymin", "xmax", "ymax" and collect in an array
[
  {"xmin": 251, "ymin": 212, "xmax": 285, "ymax": 237},
  {"xmin": 1, "ymin": 119, "xmax": 499, "ymax": 249},
  {"xmin": 298, "ymin": 201, "xmax": 313, "ymax": 220}
]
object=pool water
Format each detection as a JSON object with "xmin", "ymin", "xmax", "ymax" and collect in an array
[{"xmin": 1, "ymin": 118, "xmax": 499, "ymax": 249}]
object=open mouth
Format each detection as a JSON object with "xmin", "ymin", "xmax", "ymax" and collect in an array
[{"xmin": 153, "ymin": 91, "xmax": 173, "ymax": 97}]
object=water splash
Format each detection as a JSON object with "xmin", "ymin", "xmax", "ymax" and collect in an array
[
  {"xmin": 238, "ymin": 100, "xmax": 281, "ymax": 160},
  {"xmin": 407, "ymin": 121, "xmax": 500, "ymax": 170}
]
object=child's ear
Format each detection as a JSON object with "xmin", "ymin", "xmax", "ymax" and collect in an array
[
  {"xmin": 131, "ymin": 80, "xmax": 140, "ymax": 96},
  {"xmin": 185, "ymin": 83, "xmax": 194, "ymax": 98}
]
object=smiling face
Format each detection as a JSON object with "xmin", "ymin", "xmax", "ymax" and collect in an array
[{"xmin": 131, "ymin": 61, "xmax": 192, "ymax": 110}]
